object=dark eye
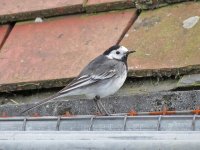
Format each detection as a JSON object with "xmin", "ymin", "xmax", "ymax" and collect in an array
[{"xmin": 116, "ymin": 51, "xmax": 120, "ymax": 55}]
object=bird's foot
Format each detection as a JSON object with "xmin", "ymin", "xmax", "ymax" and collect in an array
[{"xmin": 93, "ymin": 96, "xmax": 110, "ymax": 116}]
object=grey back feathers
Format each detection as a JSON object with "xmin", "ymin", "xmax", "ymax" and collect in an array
[{"xmin": 59, "ymin": 55, "xmax": 122, "ymax": 95}]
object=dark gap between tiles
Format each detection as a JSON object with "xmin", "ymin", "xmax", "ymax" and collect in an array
[
  {"xmin": 0, "ymin": 22, "xmax": 15, "ymax": 50},
  {"xmin": 116, "ymin": 9, "xmax": 142, "ymax": 45},
  {"xmin": 82, "ymin": 0, "xmax": 88, "ymax": 7}
]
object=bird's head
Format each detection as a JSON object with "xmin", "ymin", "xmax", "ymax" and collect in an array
[{"xmin": 103, "ymin": 45, "xmax": 135, "ymax": 61}]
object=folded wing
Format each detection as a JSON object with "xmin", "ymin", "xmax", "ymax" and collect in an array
[{"xmin": 59, "ymin": 69, "xmax": 116, "ymax": 94}]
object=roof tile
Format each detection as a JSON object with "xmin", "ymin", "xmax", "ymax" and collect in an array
[
  {"xmin": 0, "ymin": 0, "xmax": 84, "ymax": 23},
  {"xmin": 0, "ymin": 10, "xmax": 136, "ymax": 90},
  {"xmin": 121, "ymin": 2, "xmax": 200, "ymax": 71}
]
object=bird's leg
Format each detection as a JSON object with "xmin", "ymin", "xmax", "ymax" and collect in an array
[
  {"xmin": 93, "ymin": 95, "xmax": 110, "ymax": 116},
  {"xmin": 93, "ymin": 95, "xmax": 103, "ymax": 115}
]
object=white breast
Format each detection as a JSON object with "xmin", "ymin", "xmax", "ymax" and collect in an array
[
  {"xmin": 110, "ymin": 70, "xmax": 127, "ymax": 94},
  {"xmin": 94, "ymin": 69, "xmax": 127, "ymax": 98}
]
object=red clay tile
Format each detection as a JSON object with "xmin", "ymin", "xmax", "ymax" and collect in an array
[
  {"xmin": 121, "ymin": 2, "xmax": 200, "ymax": 70},
  {"xmin": 0, "ymin": 0, "xmax": 83, "ymax": 14},
  {"xmin": 0, "ymin": 10, "xmax": 135, "ymax": 87},
  {"xmin": 0, "ymin": 25, "xmax": 10, "ymax": 49},
  {"xmin": 0, "ymin": 0, "xmax": 84, "ymax": 23}
]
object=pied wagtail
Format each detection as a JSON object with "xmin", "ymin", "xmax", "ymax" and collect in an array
[{"xmin": 20, "ymin": 45, "xmax": 135, "ymax": 115}]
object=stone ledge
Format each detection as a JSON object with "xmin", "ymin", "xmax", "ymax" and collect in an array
[
  {"xmin": 136, "ymin": 0, "xmax": 195, "ymax": 9},
  {"xmin": 177, "ymin": 74, "xmax": 200, "ymax": 88},
  {"xmin": 128, "ymin": 64, "xmax": 200, "ymax": 78},
  {"xmin": 0, "ymin": 90, "xmax": 200, "ymax": 116},
  {"xmin": 85, "ymin": 0, "xmax": 135, "ymax": 13}
]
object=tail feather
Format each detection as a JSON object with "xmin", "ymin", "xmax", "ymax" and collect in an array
[{"xmin": 19, "ymin": 93, "xmax": 59, "ymax": 115}]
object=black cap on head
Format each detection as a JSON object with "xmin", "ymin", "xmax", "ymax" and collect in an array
[{"xmin": 103, "ymin": 45, "xmax": 120, "ymax": 55}]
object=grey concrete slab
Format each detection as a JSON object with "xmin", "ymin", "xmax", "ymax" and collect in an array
[
  {"xmin": 178, "ymin": 74, "xmax": 200, "ymax": 87},
  {"xmin": 1, "ymin": 131, "xmax": 200, "ymax": 150},
  {"xmin": 0, "ymin": 89, "xmax": 200, "ymax": 116}
]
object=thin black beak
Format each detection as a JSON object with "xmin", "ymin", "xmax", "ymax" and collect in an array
[{"xmin": 127, "ymin": 50, "xmax": 136, "ymax": 55}]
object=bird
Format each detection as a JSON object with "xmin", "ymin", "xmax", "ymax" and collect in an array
[{"xmin": 20, "ymin": 45, "xmax": 135, "ymax": 115}]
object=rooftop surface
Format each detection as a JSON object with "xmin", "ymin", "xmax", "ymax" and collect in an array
[
  {"xmin": 1, "ymin": 1, "xmax": 200, "ymax": 149},
  {"xmin": 0, "ymin": 0, "xmax": 200, "ymax": 117}
]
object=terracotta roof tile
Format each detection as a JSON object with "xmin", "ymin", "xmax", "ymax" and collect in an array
[
  {"xmin": 0, "ymin": 0, "xmax": 136, "ymax": 24},
  {"xmin": 0, "ymin": 9, "xmax": 136, "ymax": 91},
  {"xmin": 121, "ymin": 2, "xmax": 200, "ymax": 71},
  {"xmin": 0, "ymin": 0, "xmax": 84, "ymax": 23}
]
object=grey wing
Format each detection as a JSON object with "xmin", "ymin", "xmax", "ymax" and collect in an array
[{"xmin": 59, "ymin": 55, "xmax": 117, "ymax": 94}]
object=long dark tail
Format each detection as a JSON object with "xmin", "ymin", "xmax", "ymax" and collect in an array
[{"xmin": 19, "ymin": 93, "xmax": 60, "ymax": 115}]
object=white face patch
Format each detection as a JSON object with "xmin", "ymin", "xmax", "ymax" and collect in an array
[{"xmin": 106, "ymin": 46, "xmax": 129, "ymax": 60}]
